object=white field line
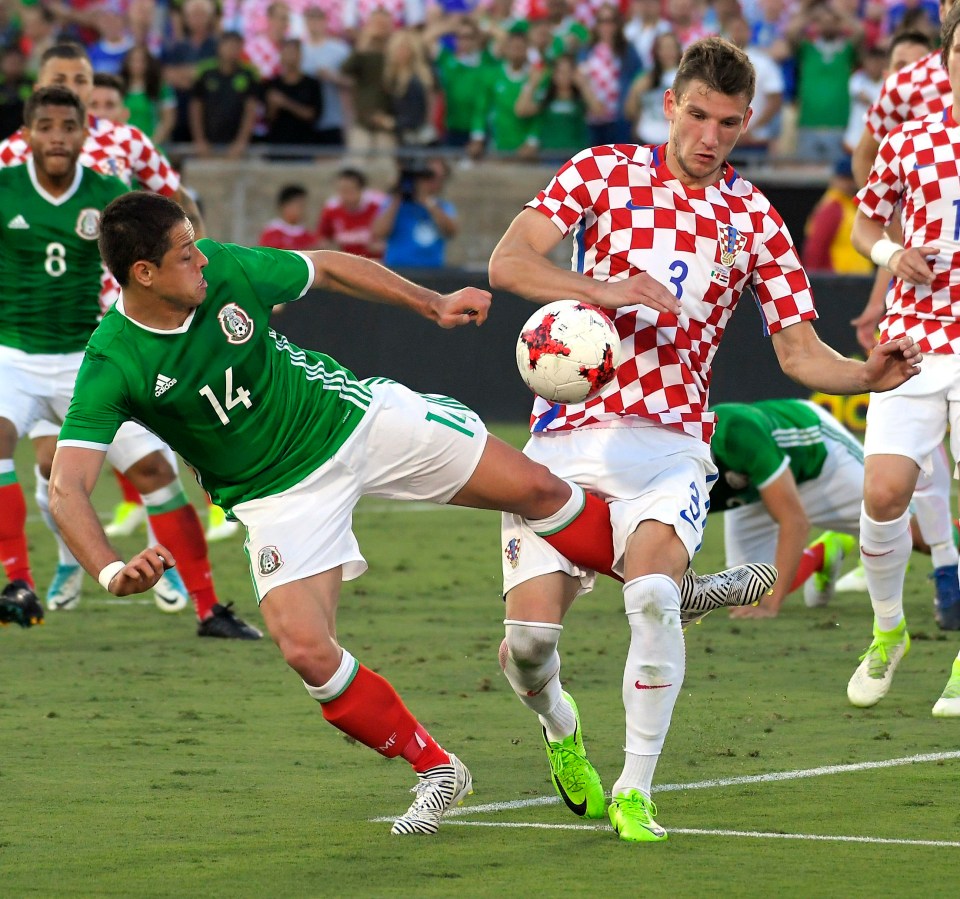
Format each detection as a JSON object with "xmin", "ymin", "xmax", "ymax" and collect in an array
[
  {"xmin": 423, "ymin": 821, "xmax": 960, "ymax": 848},
  {"xmin": 434, "ymin": 750, "xmax": 960, "ymax": 818}
]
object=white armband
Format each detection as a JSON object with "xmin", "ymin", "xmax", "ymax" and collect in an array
[
  {"xmin": 98, "ymin": 560, "xmax": 125, "ymax": 591},
  {"xmin": 870, "ymin": 237, "xmax": 905, "ymax": 270}
]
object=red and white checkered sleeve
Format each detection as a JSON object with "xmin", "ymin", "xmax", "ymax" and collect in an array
[
  {"xmin": 865, "ymin": 69, "xmax": 908, "ymax": 141},
  {"xmin": 0, "ymin": 130, "xmax": 28, "ymax": 167},
  {"xmin": 125, "ymin": 124, "xmax": 180, "ymax": 196},
  {"xmin": 854, "ymin": 130, "xmax": 905, "ymax": 225},
  {"xmin": 751, "ymin": 205, "xmax": 817, "ymax": 334},
  {"xmin": 525, "ymin": 148, "xmax": 608, "ymax": 237}
]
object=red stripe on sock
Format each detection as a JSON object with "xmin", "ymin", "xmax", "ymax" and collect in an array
[
  {"xmin": 402, "ymin": 723, "xmax": 450, "ymax": 773},
  {"xmin": 320, "ymin": 664, "xmax": 419, "ymax": 758},
  {"xmin": 148, "ymin": 504, "xmax": 218, "ymax": 619},
  {"xmin": 541, "ymin": 491, "xmax": 620, "ymax": 581},
  {"xmin": 789, "ymin": 544, "xmax": 825, "ymax": 593},
  {"xmin": 114, "ymin": 469, "xmax": 142, "ymax": 505},
  {"xmin": 0, "ymin": 481, "xmax": 32, "ymax": 586}
]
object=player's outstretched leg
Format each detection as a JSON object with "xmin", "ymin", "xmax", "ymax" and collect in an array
[
  {"xmin": 803, "ymin": 532, "xmax": 856, "ymax": 608},
  {"xmin": 0, "ymin": 580, "xmax": 44, "ymax": 627},
  {"xmin": 499, "ymin": 624, "xmax": 605, "ymax": 820},
  {"xmin": 679, "ymin": 563, "xmax": 778, "ymax": 627},
  {"xmin": 932, "ymin": 654, "xmax": 960, "ymax": 717}
]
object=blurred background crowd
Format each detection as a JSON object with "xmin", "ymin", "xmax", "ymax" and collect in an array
[{"xmin": 0, "ymin": 0, "xmax": 937, "ymax": 267}]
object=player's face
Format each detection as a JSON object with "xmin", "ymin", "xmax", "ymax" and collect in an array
[
  {"xmin": 35, "ymin": 57, "xmax": 95, "ymax": 105},
  {"xmin": 24, "ymin": 105, "xmax": 86, "ymax": 179},
  {"xmin": 663, "ymin": 80, "xmax": 752, "ymax": 188},
  {"xmin": 151, "ymin": 220, "xmax": 209, "ymax": 310},
  {"xmin": 889, "ymin": 41, "xmax": 928, "ymax": 73},
  {"xmin": 87, "ymin": 86, "xmax": 128, "ymax": 124},
  {"xmin": 948, "ymin": 36, "xmax": 960, "ymax": 103}
]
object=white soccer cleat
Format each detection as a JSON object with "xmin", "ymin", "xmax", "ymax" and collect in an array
[
  {"xmin": 932, "ymin": 666, "xmax": 960, "ymax": 717},
  {"xmin": 835, "ymin": 564, "xmax": 868, "ymax": 594},
  {"xmin": 391, "ymin": 753, "xmax": 473, "ymax": 835},
  {"xmin": 153, "ymin": 568, "xmax": 190, "ymax": 613},
  {"xmin": 847, "ymin": 624, "xmax": 910, "ymax": 708},
  {"xmin": 46, "ymin": 564, "xmax": 83, "ymax": 611},
  {"xmin": 679, "ymin": 563, "xmax": 778, "ymax": 627}
]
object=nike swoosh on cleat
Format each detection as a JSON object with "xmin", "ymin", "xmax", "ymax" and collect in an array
[
  {"xmin": 155, "ymin": 594, "xmax": 182, "ymax": 607},
  {"xmin": 635, "ymin": 681, "xmax": 673, "ymax": 690},
  {"xmin": 553, "ymin": 776, "xmax": 588, "ymax": 816}
]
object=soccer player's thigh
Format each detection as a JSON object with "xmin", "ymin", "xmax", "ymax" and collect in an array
[
  {"xmin": 798, "ymin": 443, "xmax": 863, "ymax": 535},
  {"xmin": 944, "ymin": 357, "xmax": 960, "ymax": 470},
  {"xmin": 864, "ymin": 354, "xmax": 955, "ymax": 486},
  {"xmin": 104, "ymin": 422, "xmax": 178, "ymax": 476},
  {"xmin": 356, "ymin": 381, "xmax": 488, "ymax": 503},
  {"xmin": 723, "ymin": 505, "xmax": 779, "ymax": 567}
]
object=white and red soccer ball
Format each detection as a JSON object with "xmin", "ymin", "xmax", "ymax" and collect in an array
[{"xmin": 515, "ymin": 300, "xmax": 621, "ymax": 404}]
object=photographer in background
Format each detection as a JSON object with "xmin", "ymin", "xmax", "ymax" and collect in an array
[{"xmin": 372, "ymin": 156, "xmax": 458, "ymax": 268}]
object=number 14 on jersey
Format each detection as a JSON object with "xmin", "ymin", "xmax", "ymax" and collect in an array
[{"xmin": 199, "ymin": 366, "xmax": 252, "ymax": 425}]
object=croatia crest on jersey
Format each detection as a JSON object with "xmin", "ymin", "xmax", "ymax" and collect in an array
[
  {"xmin": 504, "ymin": 536, "xmax": 521, "ymax": 569},
  {"xmin": 258, "ymin": 545, "xmax": 283, "ymax": 576},
  {"xmin": 218, "ymin": 303, "xmax": 254, "ymax": 344},
  {"xmin": 718, "ymin": 224, "xmax": 747, "ymax": 266},
  {"xmin": 75, "ymin": 208, "xmax": 101, "ymax": 240}
]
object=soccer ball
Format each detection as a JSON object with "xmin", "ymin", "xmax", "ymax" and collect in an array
[{"xmin": 515, "ymin": 300, "xmax": 621, "ymax": 404}]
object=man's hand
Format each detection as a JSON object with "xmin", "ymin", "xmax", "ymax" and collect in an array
[
  {"xmin": 889, "ymin": 245, "xmax": 938, "ymax": 286},
  {"xmin": 429, "ymin": 288, "xmax": 491, "ymax": 328},
  {"xmin": 107, "ymin": 545, "xmax": 175, "ymax": 596},
  {"xmin": 600, "ymin": 272, "xmax": 682, "ymax": 314},
  {"xmin": 863, "ymin": 337, "xmax": 922, "ymax": 392}
]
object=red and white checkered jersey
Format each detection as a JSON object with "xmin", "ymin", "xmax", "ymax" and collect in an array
[
  {"xmin": 856, "ymin": 108, "xmax": 960, "ymax": 354},
  {"xmin": 245, "ymin": 34, "xmax": 282, "ymax": 79},
  {"xmin": 526, "ymin": 143, "xmax": 817, "ymax": 443},
  {"xmin": 0, "ymin": 114, "xmax": 180, "ymax": 196},
  {"xmin": 865, "ymin": 50, "xmax": 951, "ymax": 141}
]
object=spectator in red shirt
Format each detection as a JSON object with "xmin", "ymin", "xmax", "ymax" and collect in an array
[
  {"xmin": 316, "ymin": 167, "xmax": 386, "ymax": 259},
  {"xmin": 259, "ymin": 184, "xmax": 318, "ymax": 251}
]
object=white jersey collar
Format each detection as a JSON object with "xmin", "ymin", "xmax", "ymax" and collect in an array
[
  {"xmin": 115, "ymin": 292, "xmax": 196, "ymax": 334},
  {"xmin": 27, "ymin": 156, "xmax": 84, "ymax": 206}
]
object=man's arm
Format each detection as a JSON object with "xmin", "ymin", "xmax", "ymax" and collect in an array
[
  {"xmin": 852, "ymin": 127, "xmax": 881, "ymax": 187},
  {"xmin": 488, "ymin": 207, "xmax": 680, "ymax": 314},
  {"xmin": 851, "ymin": 209, "xmax": 937, "ymax": 287},
  {"xmin": 730, "ymin": 470, "xmax": 810, "ymax": 619},
  {"xmin": 770, "ymin": 319, "xmax": 920, "ymax": 393},
  {"xmin": 303, "ymin": 249, "xmax": 492, "ymax": 328},
  {"xmin": 49, "ymin": 446, "xmax": 172, "ymax": 596}
]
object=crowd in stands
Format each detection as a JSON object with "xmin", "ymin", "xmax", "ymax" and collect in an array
[{"xmin": 0, "ymin": 0, "xmax": 944, "ymax": 262}]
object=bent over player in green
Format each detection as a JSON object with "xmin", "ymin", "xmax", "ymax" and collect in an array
[{"xmin": 50, "ymin": 191, "xmax": 628, "ymax": 835}]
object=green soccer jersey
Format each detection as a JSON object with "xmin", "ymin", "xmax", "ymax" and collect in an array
[
  {"xmin": 0, "ymin": 160, "xmax": 128, "ymax": 354},
  {"xmin": 709, "ymin": 399, "xmax": 863, "ymax": 510},
  {"xmin": 59, "ymin": 240, "xmax": 372, "ymax": 510}
]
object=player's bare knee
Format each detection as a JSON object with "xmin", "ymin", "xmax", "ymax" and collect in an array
[
  {"xmin": 124, "ymin": 451, "xmax": 176, "ymax": 492},
  {"xmin": 0, "ymin": 416, "xmax": 18, "ymax": 457},
  {"xmin": 525, "ymin": 466, "xmax": 570, "ymax": 518},
  {"xmin": 863, "ymin": 482, "xmax": 912, "ymax": 522},
  {"xmin": 278, "ymin": 634, "xmax": 341, "ymax": 683}
]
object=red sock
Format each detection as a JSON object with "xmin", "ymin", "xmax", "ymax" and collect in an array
[
  {"xmin": 0, "ymin": 480, "xmax": 32, "ymax": 587},
  {"xmin": 541, "ymin": 491, "xmax": 620, "ymax": 581},
  {"xmin": 789, "ymin": 544, "xmax": 825, "ymax": 592},
  {"xmin": 401, "ymin": 723, "xmax": 450, "ymax": 773},
  {"xmin": 147, "ymin": 503, "xmax": 218, "ymax": 619},
  {"xmin": 320, "ymin": 664, "xmax": 419, "ymax": 758},
  {"xmin": 114, "ymin": 469, "xmax": 142, "ymax": 505}
]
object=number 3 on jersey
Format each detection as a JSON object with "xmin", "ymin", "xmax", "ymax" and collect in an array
[{"xmin": 199, "ymin": 366, "xmax": 252, "ymax": 425}]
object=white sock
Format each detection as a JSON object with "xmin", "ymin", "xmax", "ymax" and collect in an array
[
  {"xmin": 615, "ymin": 574, "xmax": 684, "ymax": 795},
  {"xmin": 499, "ymin": 620, "xmax": 576, "ymax": 742},
  {"xmin": 912, "ymin": 447, "xmax": 958, "ymax": 569},
  {"xmin": 34, "ymin": 467, "xmax": 78, "ymax": 567},
  {"xmin": 524, "ymin": 480, "xmax": 585, "ymax": 536},
  {"xmin": 859, "ymin": 505, "xmax": 911, "ymax": 632},
  {"xmin": 303, "ymin": 649, "xmax": 357, "ymax": 702}
]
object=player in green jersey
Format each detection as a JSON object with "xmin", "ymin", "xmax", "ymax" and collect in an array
[
  {"xmin": 0, "ymin": 86, "xmax": 258, "ymax": 639},
  {"xmin": 49, "ymin": 191, "xmax": 631, "ymax": 835}
]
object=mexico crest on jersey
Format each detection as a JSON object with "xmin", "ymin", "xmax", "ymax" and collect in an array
[
  {"xmin": 218, "ymin": 303, "xmax": 254, "ymax": 344},
  {"xmin": 75, "ymin": 208, "xmax": 101, "ymax": 240},
  {"xmin": 717, "ymin": 224, "xmax": 748, "ymax": 267},
  {"xmin": 258, "ymin": 545, "xmax": 283, "ymax": 576}
]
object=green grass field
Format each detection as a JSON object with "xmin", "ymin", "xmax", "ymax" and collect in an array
[{"xmin": 2, "ymin": 425, "xmax": 958, "ymax": 898}]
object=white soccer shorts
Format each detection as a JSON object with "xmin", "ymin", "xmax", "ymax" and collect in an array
[
  {"xmin": 0, "ymin": 346, "xmax": 83, "ymax": 437},
  {"xmin": 231, "ymin": 380, "xmax": 488, "ymax": 603},
  {"xmin": 501, "ymin": 422, "xmax": 716, "ymax": 595}
]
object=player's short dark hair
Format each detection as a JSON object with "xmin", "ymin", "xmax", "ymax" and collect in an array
[
  {"xmin": 336, "ymin": 167, "xmax": 367, "ymax": 188},
  {"xmin": 23, "ymin": 85, "xmax": 85, "ymax": 126},
  {"xmin": 93, "ymin": 72, "xmax": 125, "ymax": 94},
  {"xmin": 38, "ymin": 41, "xmax": 91, "ymax": 70},
  {"xmin": 277, "ymin": 184, "xmax": 307, "ymax": 206},
  {"xmin": 943, "ymin": 4, "xmax": 960, "ymax": 63},
  {"xmin": 889, "ymin": 29, "xmax": 933, "ymax": 56},
  {"xmin": 100, "ymin": 193, "xmax": 189, "ymax": 288},
  {"xmin": 672, "ymin": 36, "xmax": 756, "ymax": 105}
]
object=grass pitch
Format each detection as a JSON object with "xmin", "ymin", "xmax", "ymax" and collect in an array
[{"xmin": 2, "ymin": 426, "xmax": 958, "ymax": 898}]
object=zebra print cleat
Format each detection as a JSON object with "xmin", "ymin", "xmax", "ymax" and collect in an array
[
  {"xmin": 679, "ymin": 563, "xmax": 778, "ymax": 627},
  {"xmin": 391, "ymin": 753, "xmax": 473, "ymax": 835}
]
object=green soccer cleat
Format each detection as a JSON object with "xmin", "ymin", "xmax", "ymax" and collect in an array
[
  {"xmin": 803, "ymin": 531, "xmax": 856, "ymax": 608},
  {"xmin": 608, "ymin": 790, "xmax": 667, "ymax": 842},
  {"xmin": 932, "ymin": 661, "xmax": 960, "ymax": 717},
  {"xmin": 104, "ymin": 500, "xmax": 146, "ymax": 538},
  {"xmin": 543, "ymin": 691, "xmax": 606, "ymax": 820},
  {"xmin": 847, "ymin": 620, "xmax": 910, "ymax": 708}
]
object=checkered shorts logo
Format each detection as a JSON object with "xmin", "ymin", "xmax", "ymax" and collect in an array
[{"xmin": 258, "ymin": 546, "xmax": 283, "ymax": 576}]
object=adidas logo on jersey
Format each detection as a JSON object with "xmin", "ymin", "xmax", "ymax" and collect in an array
[
  {"xmin": 155, "ymin": 374, "xmax": 177, "ymax": 397},
  {"xmin": 7, "ymin": 214, "xmax": 29, "ymax": 229}
]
